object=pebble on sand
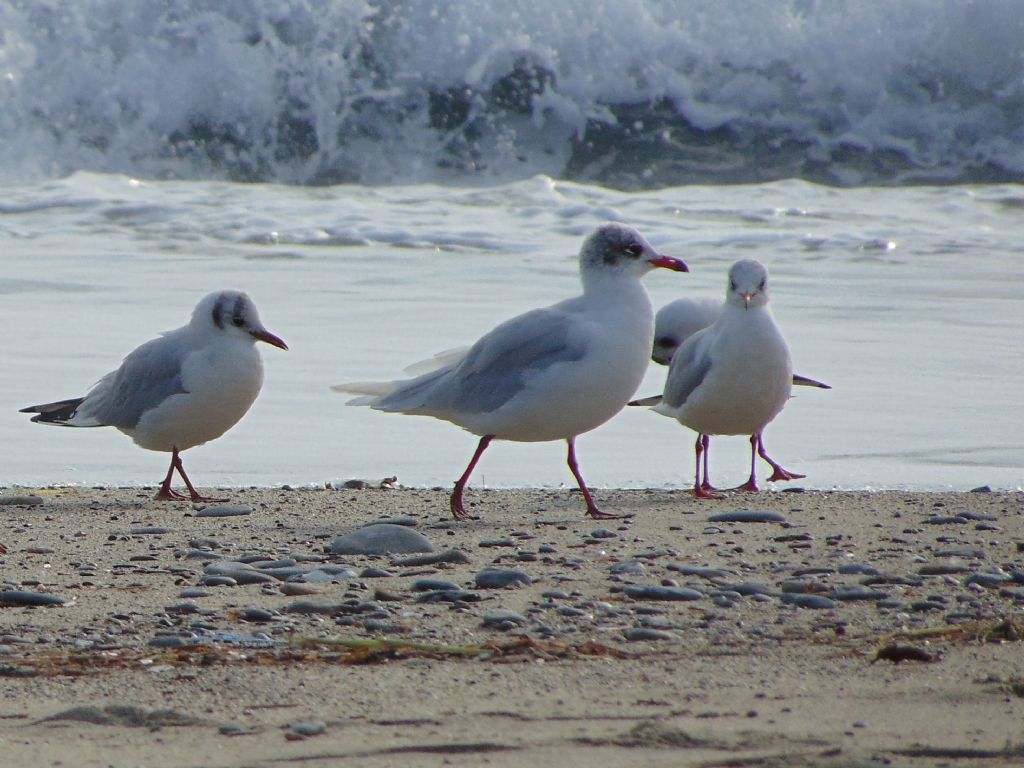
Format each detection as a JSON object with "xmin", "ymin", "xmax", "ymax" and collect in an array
[{"xmin": 330, "ymin": 524, "xmax": 434, "ymax": 555}]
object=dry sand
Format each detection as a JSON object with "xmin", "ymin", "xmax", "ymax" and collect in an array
[{"xmin": 1, "ymin": 485, "xmax": 1023, "ymax": 767}]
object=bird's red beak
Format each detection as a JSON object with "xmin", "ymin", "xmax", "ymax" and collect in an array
[
  {"xmin": 253, "ymin": 329, "xmax": 289, "ymax": 350},
  {"xmin": 648, "ymin": 255, "xmax": 689, "ymax": 272}
]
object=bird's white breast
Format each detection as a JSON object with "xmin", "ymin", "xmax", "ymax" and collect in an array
[
  {"xmin": 128, "ymin": 338, "xmax": 264, "ymax": 452},
  {"xmin": 673, "ymin": 309, "xmax": 792, "ymax": 436}
]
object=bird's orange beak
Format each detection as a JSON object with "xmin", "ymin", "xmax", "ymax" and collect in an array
[
  {"xmin": 253, "ymin": 329, "xmax": 288, "ymax": 350},
  {"xmin": 648, "ymin": 255, "xmax": 689, "ymax": 272}
]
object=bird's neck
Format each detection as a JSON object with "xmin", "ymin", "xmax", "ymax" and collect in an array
[{"xmin": 582, "ymin": 270, "xmax": 648, "ymax": 303}]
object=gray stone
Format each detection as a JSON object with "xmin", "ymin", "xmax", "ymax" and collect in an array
[
  {"xmin": 411, "ymin": 578, "xmax": 461, "ymax": 592},
  {"xmin": 780, "ymin": 593, "xmax": 835, "ymax": 609},
  {"xmin": 390, "ymin": 549, "xmax": 469, "ymax": 566},
  {"xmin": 330, "ymin": 524, "xmax": 434, "ymax": 555},
  {"xmin": 623, "ymin": 585, "xmax": 704, "ymax": 601},
  {"xmin": 195, "ymin": 505, "xmax": 252, "ymax": 517},
  {"xmin": 827, "ymin": 586, "xmax": 888, "ymax": 601},
  {"xmin": 481, "ymin": 610, "xmax": 527, "ymax": 629},
  {"xmin": 0, "ymin": 590, "xmax": 65, "ymax": 607},
  {"xmin": 707, "ymin": 510, "xmax": 787, "ymax": 524},
  {"xmin": 623, "ymin": 627, "xmax": 675, "ymax": 642},
  {"xmin": 609, "ymin": 560, "xmax": 646, "ymax": 575},
  {"xmin": 474, "ymin": 568, "xmax": 532, "ymax": 589},
  {"xmin": 0, "ymin": 495, "xmax": 43, "ymax": 506}
]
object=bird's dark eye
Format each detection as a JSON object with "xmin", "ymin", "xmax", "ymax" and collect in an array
[
  {"xmin": 729, "ymin": 281, "xmax": 737, "ymax": 291},
  {"xmin": 231, "ymin": 316, "xmax": 246, "ymax": 328},
  {"xmin": 758, "ymin": 280, "xmax": 766, "ymax": 290},
  {"xmin": 624, "ymin": 243, "xmax": 644, "ymax": 258}
]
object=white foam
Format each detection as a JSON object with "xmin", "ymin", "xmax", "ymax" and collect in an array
[{"xmin": 1, "ymin": 1, "xmax": 1022, "ymax": 185}]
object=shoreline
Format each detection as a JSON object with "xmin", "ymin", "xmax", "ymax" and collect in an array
[{"xmin": 1, "ymin": 487, "xmax": 1022, "ymax": 767}]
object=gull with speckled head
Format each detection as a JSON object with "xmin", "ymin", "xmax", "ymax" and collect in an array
[
  {"xmin": 649, "ymin": 259, "xmax": 804, "ymax": 497},
  {"xmin": 20, "ymin": 291, "xmax": 288, "ymax": 502},
  {"xmin": 336, "ymin": 223, "xmax": 688, "ymax": 520}
]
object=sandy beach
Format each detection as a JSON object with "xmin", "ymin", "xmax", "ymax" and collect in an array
[{"xmin": 1, "ymin": 485, "xmax": 1022, "ymax": 767}]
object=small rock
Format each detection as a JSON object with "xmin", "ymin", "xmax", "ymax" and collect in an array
[
  {"xmin": 474, "ymin": 568, "xmax": 531, "ymax": 589},
  {"xmin": 707, "ymin": 510, "xmax": 787, "ymax": 524},
  {"xmin": 0, "ymin": 496, "xmax": 44, "ymax": 507},
  {"xmin": 623, "ymin": 585, "xmax": 703, "ymax": 602},
  {"xmin": 623, "ymin": 627, "xmax": 675, "ymax": 642},
  {"xmin": 195, "ymin": 505, "xmax": 252, "ymax": 518},
  {"xmin": 411, "ymin": 579, "xmax": 461, "ymax": 592},
  {"xmin": 390, "ymin": 549, "xmax": 470, "ymax": 567},
  {"xmin": 290, "ymin": 720, "xmax": 327, "ymax": 737},
  {"xmin": 481, "ymin": 610, "xmax": 527, "ymax": 629},
  {"xmin": 0, "ymin": 590, "xmax": 65, "ymax": 607},
  {"xmin": 780, "ymin": 593, "xmax": 835, "ymax": 609},
  {"xmin": 330, "ymin": 524, "xmax": 433, "ymax": 555}
]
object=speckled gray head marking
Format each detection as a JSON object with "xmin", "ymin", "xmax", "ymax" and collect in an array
[
  {"xmin": 583, "ymin": 223, "xmax": 646, "ymax": 268},
  {"xmin": 230, "ymin": 294, "xmax": 247, "ymax": 328},
  {"xmin": 211, "ymin": 294, "xmax": 230, "ymax": 329},
  {"xmin": 210, "ymin": 292, "xmax": 251, "ymax": 330}
]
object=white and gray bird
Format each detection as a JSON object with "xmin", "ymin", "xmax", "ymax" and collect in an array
[
  {"xmin": 335, "ymin": 223, "xmax": 688, "ymax": 520},
  {"xmin": 653, "ymin": 296, "xmax": 830, "ymax": 390},
  {"xmin": 649, "ymin": 259, "xmax": 803, "ymax": 497},
  {"xmin": 20, "ymin": 290, "xmax": 287, "ymax": 502}
]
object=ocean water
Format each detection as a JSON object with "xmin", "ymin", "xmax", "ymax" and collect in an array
[{"xmin": 1, "ymin": 2, "xmax": 1022, "ymax": 493}]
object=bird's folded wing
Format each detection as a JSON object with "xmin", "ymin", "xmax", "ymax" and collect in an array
[
  {"xmin": 657, "ymin": 329, "xmax": 714, "ymax": 410},
  {"xmin": 82, "ymin": 336, "xmax": 189, "ymax": 429}
]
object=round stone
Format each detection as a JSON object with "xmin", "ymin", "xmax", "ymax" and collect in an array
[{"xmin": 330, "ymin": 524, "xmax": 434, "ymax": 555}]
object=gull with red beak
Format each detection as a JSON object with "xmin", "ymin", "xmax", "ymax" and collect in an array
[
  {"xmin": 647, "ymin": 259, "xmax": 804, "ymax": 497},
  {"xmin": 337, "ymin": 223, "xmax": 688, "ymax": 520},
  {"xmin": 21, "ymin": 290, "xmax": 287, "ymax": 503}
]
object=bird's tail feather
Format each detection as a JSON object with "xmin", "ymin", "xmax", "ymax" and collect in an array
[
  {"xmin": 331, "ymin": 380, "xmax": 401, "ymax": 406},
  {"xmin": 793, "ymin": 374, "xmax": 832, "ymax": 389},
  {"xmin": 19, "ymin": 397, "xmax": 99, "ymax": 426},
  {"xmin": 628, "ymin": 394, "xmax": 663, "ymax": 407}
]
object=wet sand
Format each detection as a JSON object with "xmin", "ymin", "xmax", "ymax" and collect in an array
[{"xmin": 1, "ymin": 486, "xmax": 1022, "ymax": 767}]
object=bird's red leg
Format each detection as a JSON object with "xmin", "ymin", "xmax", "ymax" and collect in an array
[
  {"xmin": 756, "ymin": 432, "xmax": 805, "ymax": 482},
  {"xmin": 173, "ymin": 449, "xmax": 228, "ymax": 503},
  {"xmin": 732, "ymin": 434, "xmax": 760, "ymax": 492},
  {"xmin": 699, "ymin": 434, "xmax": 718, "ymax": 491},
  {"xmin": 450, "ymin": 435, "xmax": 493, "ymax": 519},
  {"xmin": 693, "ymin": 434, "xmax": 722, "ymax": 499},
  {"xmin": 154, "ymin": 449, "xmax": 189, "ymax": 501},
  {"xmin": 567, "ymin": 438, "xmax": 626, "ymax": 519}
]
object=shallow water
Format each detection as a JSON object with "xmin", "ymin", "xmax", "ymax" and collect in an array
[{"xmin": 2, "ymin": 173, "xmax": 1022, "ymax": 492}]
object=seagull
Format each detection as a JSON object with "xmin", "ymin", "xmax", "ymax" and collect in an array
[
  {"xmin": 20, "ymin": 290, "xmax": 287, "ymax": 502},
  {"xmin": 336, "ymin": 223, "xmax": 688, "ymax": 519},
  {"xmin": 648, "ymin": 259, "xmax": 804, "ymax": 498},
  {"xmin": 653, "ymin": 296, "xmax": 830, "ymax": 389}
]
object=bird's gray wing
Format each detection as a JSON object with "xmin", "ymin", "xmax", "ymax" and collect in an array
[
  {"xmin": 377, "ymin": 307, "xmax": 586, "ymax": 415},
  {"xmin": 80, "ymin": 333, "xmax": 189, "ymax": 429},
  {"xmin": 660, "ymin": 327, "xmax": 714, "ymax": 409}
]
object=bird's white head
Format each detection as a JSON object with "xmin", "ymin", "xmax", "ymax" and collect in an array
[
  {"xmin": 193, "ymin": 290, "xmax": 288, "ymax": 350},
  {"xmin": 726, "ymin": 259, "xmax": 770, "ymax": 311},
  {"xmin": 579, "ymin": 223, "xmax": 688, "ymax": 282}
]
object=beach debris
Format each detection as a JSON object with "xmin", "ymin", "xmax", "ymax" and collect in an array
[{"xmin": 872, "ymin": 644, "xmax": 938, "ymax": 664}]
